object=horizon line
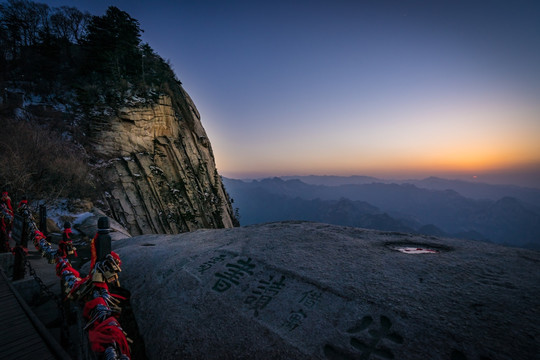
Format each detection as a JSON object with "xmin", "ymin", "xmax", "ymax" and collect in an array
[{"xmin": 220, "ymin": 173, "xmax": 540, "ymax": 189}]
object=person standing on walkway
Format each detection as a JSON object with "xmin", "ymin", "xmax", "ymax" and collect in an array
[
  {"xmin": 58, "ymin": 221, "xmax": 78, "ymax": 264},
  {"xmin": 1, "ymin": 191, "xmax": 13, "ymax": 215},
  {"xmin": 16, "ymin": 197, "xmax": 34, "ymax": 248},
  {"xmin": 0, "ymin": 191, "xmax": 14, "ymax": 252}
]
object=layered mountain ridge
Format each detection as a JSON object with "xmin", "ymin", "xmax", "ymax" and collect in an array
[{"xmin": 224, "ymin": 177, "xmax": 540, "ymax": 249}]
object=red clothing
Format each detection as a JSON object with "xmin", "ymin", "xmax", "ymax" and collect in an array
[
  {"xmin": 17, "ymin": 199, "xmax": 26, "ymax": 210},
  {"xmin": 1, "ymin": 192, "xmax": 13, "ymax": 214},
  {"xmin": 58, "ymin": 228, "xmax": 77, "ymax": 257},
  {"xmin": 0, "ymin": 194, "xmax": 12, "ymax": 252},
  {"xmin": 1, "ymin": 192, "xmax": 14, "ymax": 227},
  {"xmin": 63, "ymin": 227, "xmax": 73, "ymax": 241},
  {"xmin": 0, "ymin": 200, "xmax": 13, "ymax": 249}
]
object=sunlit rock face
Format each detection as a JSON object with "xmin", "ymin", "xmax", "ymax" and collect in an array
[
  {"xmin": 89, "ymin": 89, "xmax": 236, "ymax": 235},
  {"xmin": 94, "ymin": 96, "xmax": 182, "ymax": 156},
  {"xmin": 113, "ymin": 222, "xmax": 539, "ymax": 360}
]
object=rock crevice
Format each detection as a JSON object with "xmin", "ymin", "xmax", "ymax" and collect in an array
[{"xmin": 90, "ymin": 92, "xmax": 236, "ymax": 235}]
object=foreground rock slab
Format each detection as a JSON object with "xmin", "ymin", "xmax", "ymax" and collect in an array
[{"xmin": 113, "ymin": 222, "xmax": 540, "ymax": 360}]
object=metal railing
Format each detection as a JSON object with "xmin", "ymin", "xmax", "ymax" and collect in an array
[{"xmin": 9, "ymin": 207, "xmax": 132, "ymax": 360}]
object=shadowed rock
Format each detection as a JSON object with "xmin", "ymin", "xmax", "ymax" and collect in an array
[{"xmin": 113, "ymin": 222, "xmax": 540, "ymax": 360}]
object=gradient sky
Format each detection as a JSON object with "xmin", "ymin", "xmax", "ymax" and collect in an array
[{"xmin": 40, "ymin": 0, "xmax": 540, "ymax": 187}]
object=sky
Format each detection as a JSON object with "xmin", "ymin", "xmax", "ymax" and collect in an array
[{"xmin": 40, "ymin": 0, "xmax": 540, "ymax": 187}]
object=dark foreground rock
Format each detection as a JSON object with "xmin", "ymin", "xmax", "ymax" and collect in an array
[{"xmin": 113, "ymin": 221, "xmax": 540, "ymax": 360}]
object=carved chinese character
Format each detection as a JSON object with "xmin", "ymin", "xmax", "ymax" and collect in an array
[
  {"xmin": 324, "ymin": 315, "xmax": 404, "ymax": 360},
  {"xmin": 299, "ymin": 289, "xmax": 322, "ymax": 308},
  {"xmin": 212, "ymin": 257, "xmax": 256, "ymax": 293},
  {"xmin": 348, "ymin": 315, "xmax": 403, "ymax": 358},
  {"xmin": 281, "ymin": 309, "xmax": 307, "ymax": 331},
  {"xmin": 243, "ymin": 274, "xmax": 286, "ymax": 316},
  {"xmin": 198, "ymin": 254, "xmax": 227, "ymax": 274}
]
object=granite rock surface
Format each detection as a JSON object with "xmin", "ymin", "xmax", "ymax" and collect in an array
[{"xmin": 113, "ymin": 221, "xmax": 540, "ymax": 360}]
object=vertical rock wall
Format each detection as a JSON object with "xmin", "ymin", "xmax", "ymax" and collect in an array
[{"xmin": 91, "ymin": 89, "xmax": 236, "ymax": 235}]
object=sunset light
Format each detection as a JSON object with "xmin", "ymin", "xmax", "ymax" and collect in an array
[
  {"xmin": 38, "ymin": 0, "xmax": 540, "ymax": 187},
  {"xmin": 2, "ymin": 2, "xmax": 539, "ymax": 358}
]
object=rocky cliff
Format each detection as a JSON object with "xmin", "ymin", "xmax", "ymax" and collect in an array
[
  {"xmin": 89, "ymin": 88, "xmax": 236, "ymax": 235},
  {"xmin": 0, "ymin": 2, "xmax": 237, "ymax": 236}
]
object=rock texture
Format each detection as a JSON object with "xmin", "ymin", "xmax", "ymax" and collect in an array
[
  {"xmin": 76, "ymin": 208, "xmax": 132, "ymax": 241},
  {"xmin": 113, "ymin": 221, "xmax": 540, "ymax": 360},
  {"xmin": 89, "ymin": 90, "xmax": 236, "ymax": 235}
]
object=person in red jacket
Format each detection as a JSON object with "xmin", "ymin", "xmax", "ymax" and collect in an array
[
  {"xmin": 1, "ymin": 191, "xmax": 13, "ymax": 214},
  {"xmin": 58, "ymin": 221, "xmax": 78, "ymax": 260},
  {"xmin": 0, "ymin": 191, "xmax": 14, "ymax": 252}
]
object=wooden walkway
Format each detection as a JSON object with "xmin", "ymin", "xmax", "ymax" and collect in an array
[{"xmin": 0, "ymin": 266, "xmax": 71, "ymax": 360}]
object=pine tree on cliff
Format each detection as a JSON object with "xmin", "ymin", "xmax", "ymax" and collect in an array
[{"xmin": 82, "ymin": 6, "xmax": 142, "ymax": 81}]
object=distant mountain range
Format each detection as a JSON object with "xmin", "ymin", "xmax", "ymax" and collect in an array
[
  {"xmin": 280, "ymin": 175, "xmax": 540, "ymax": 205},
  {"xmin": 223, "ymin": 176, "xmax": 540, "ymax": 249}
]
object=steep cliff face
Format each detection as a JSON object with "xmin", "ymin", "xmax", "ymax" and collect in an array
[{"xmin": 90, "ymin": 88, "xmax": 237, "ymax": 235}]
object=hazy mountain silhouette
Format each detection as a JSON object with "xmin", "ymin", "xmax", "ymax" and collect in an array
[
  {"xmin": 229, "ymin": 186, "xmax": 414, "ymax": 233},
  {"xmin": 282, "ymin": 175, "xmax": 540, "ymax": 208},
  {"xmin": 280, "ymin": 175, "xmax": 382, "ymax": 186},
  {"xmin": 224, "ymin": 177, "xmax": 540, "ymax": 249}
]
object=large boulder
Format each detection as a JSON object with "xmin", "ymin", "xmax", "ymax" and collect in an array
[
  {"xmin": 113, "ymin": 222, "xmax": 540, "ymax": 360},
  {"xmin": 76, "ymin": 208, "xmax": 131, "ymax": 241}
]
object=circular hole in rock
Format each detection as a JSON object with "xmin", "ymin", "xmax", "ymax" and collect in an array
[
  {"xmin": 395, "ymin": 247, "xmax": 439, "ymax": 254},
  {"xmin": 385, "ymin": 241, "xmax": 451, "ymax": 254},
  {"xmin": 140, "ymin": 243, "xmax": 156, "ymax": 247}
]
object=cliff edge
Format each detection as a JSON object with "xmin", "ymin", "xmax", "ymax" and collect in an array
[{"xmin": 91, "ymin": 91, "xmax": 236, "ymax": 235}]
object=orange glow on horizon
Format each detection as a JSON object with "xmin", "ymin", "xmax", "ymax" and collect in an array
[
  {"xmin": 211, "ymin": 95, "xmax": 540, "ymax": 184},
  {"xmin": 218, "ymin": 152, "xmax": 540, "ymax": 181}
]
